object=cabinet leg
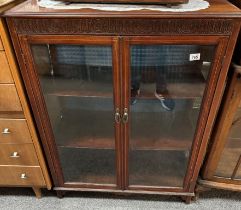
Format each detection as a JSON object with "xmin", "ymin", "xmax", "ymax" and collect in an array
[
  {"xmin": 56, "ymin": 190, "xmax": 65, "ymax": 198},
  {"xmin": 192, "ymin": 192, "xmax": 199, "ymax": 202},
  {"xmin": 180, "ymin": 196, "xmax": 192, "ymax": 204},
  {"xmin": 195, "ymin": 184, "xmax": 210, "ymax": 200},
  {"xmin": 32, "ymin": 187, "xmax": 42, "ymax": 199}
]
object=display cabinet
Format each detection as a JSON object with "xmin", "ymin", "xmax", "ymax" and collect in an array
[
  {"xmin": 5, "ymin": 0, "xmax": 241, "ymax": 202},
  {"xmin": 0, "ymin": 0, "xmax": 51, "ymax": 198},
  {"xmin": 200, "ymin": 65, "xmax": 241, "ymax": 192},
  {"xmin": 197, "ymin": 0, "xmax": 241, "ymax": 194}
]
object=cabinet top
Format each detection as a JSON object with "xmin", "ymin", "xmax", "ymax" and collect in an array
[{"xmin": 3, "ymin": 0, "xmax": 241, "ymax": 18}]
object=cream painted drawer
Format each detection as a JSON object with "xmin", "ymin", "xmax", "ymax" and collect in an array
[
  {"xmin": 0, "ymin": 119, "xmax": 32, "ymax": 143},
  {"xmin": 0, "ymin": 166, "xmax": 45, "ymax": 186},
  {"xmin": 0, "ymin": 52, "xmax": 13, "ymax": 83},
  {"xmin": 0, "ymin": 144, "xmax": 39, "ymax": 166},
  {"xmin": 0, "ymin": 84, "xmax": 22, "ymax": 111}
]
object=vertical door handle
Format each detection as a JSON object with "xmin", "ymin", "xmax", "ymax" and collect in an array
[
  {"xmin": 115, "ymin": 108, "xmax": 121, "ymax": 123},
  {"xmin": 122, "ymin": 108, "xmax": 128, "ymax": 123}
]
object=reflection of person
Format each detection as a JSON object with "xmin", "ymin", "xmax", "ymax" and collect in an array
[{"xmin": 131, "ymin": 45, "xmax": 201, "ymax": 111}]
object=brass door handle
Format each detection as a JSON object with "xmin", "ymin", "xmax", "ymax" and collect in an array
[
  {"xmin": 122, "ymin": 108, "xmax": 128, "ymax": 123},
  {"xmin": 115, "ymin": 108, "xmax": 121, "ymax": 123},
  {"xmin": 2, "ymin": 128, "xmax": 10, "ymax": 134}
]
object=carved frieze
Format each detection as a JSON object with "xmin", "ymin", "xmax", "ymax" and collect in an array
[{"xmin": 13, "ymin": 18, "xmax": 233, "ymax": 35}]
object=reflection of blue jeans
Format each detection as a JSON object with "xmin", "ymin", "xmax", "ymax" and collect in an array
[
  {"xmin": 131, "ymin": 45, "xmax": 202, "ymax": 93},
  {"xmin": 131, "ymin": 67, "xmax": 167, "ymax": 93}
]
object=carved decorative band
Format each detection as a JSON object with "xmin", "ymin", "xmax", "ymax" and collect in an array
[{"xmin": 13, "ymin": 18, "xmax": 233, "ymax": 35}]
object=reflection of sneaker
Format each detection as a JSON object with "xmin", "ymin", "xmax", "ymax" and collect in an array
[
  {"xmin": 155, "ymin": 91, "xmax": 175, "ymax": 111},
  {"xmin": 131, "ymin": 88, "xmax": 140, "ymax": 105}
]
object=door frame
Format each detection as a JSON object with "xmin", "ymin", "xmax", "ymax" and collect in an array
[
  {"xmin": 122, "ymin": 35, "xmax": 229, "ymax": 193},
  {"xmin": 18, "ymin": 35, "xmax": 123, "ymax": 190}
]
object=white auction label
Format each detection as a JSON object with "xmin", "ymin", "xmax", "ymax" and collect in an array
[{"xmin": 189, "ymin": 53, "xmax": 201, "ymax": 61}]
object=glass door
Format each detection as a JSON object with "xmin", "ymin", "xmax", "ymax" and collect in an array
[
  {"xmin": 123, "ymin": 37, "xmax": 221, "ymax": 189},
  {"xmin": 24, "ymin": 36, "xmax": 121, "ymax": 188},
  {"xmin": 215, "ymin": 99, "xmax": 241, "ymax": 180},
  {"xmin": 213, "ymin": 68, "xmax": 241, "ymax": 181}
]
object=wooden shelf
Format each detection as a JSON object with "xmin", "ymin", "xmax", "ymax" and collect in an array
[
  {"xmin": 55, "ymin": 109, "xmax": 115, "ymax": 149},
  {"xmin": 54, "ymin": 109, "xmax": 194, "ymax": 150},
  {"xmin": 130, "ymin": 108, "xmax": 196, "ymax": 150},
  {"xmin": 137, "ymin": 82, "xmax": 205, "ymax": 99},
  {"xmin": 42, "ymin": 75, "xmax": 205, "ymax": 99},
  {"xmin": 42, "ymin": 77, "xmax": 113, "ymax": 98}
]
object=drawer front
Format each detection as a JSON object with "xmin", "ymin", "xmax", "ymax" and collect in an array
[
  {"xmin": 0, "ymin": 52, "xmax": 13, "ymax": 83},
  {"xmin": 0, "ymin": 144, "xmax": 39, "ymax": 166},
  {"xmin": 0, "ymin": 38, "xmax": 3, "ymax": 50},
  {"xmin": 0, "ymin": 166, "xmax": 45, "ymax": 186},
  {"xmin": 0, "ymin": 119, "xmax": 32, "ymax": 143},
  {"xmin": 0, "ymin": 84, "xmax": 22, "ymax": 111}
]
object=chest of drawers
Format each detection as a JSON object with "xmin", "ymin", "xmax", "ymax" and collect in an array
[{"xmin": 0, "ymin": 1, "xmax": 51, "ymax": 197}]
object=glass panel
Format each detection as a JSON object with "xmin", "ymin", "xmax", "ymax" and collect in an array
[
  {"xmin": 215, "ymin": 100, "xmax": 241, "ymax": 178},
  {"xmin": 129, "ymin": 45, "xmax": 215, "ymax": 187},
  {"xmin": 31, "ymin": 44, "xmax": 116, "ymax": 184}
]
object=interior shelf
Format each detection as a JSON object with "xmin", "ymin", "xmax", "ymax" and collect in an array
[
  {"xmin": 53, "ymin": 109, "xmax": 115, "ymax": 149},
  {"xmin": 41, "ymin": 75, "xmax": 206, "ymax": 99},
  {"xmin": 137, "ymin": 82, "xmax": 206, "ymax": 99},
  {"xmin": 41, "ymin": 76, "xmax": 113, "ymax": 98},
  {"xmin": 53, "ymin": 108, "xmax": 194, "ymax": 150}
]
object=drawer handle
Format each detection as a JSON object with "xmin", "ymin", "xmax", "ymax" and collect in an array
[
  {"xmin": 10, "ymin": 152, "xmax": 20, "ymax": 158},
  {"xmin": 2, "ymin": 128, "xmax": 11, "ymax": 134},
  {"xmin": 20, "ymin": 173, "xmax": 27, "ymax": 179}
]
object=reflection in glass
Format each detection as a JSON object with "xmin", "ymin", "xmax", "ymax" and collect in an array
[
  {"xmin": 31, "ymin": 44, "xmax": 116, "ymax": 184},
  {"xmin": 129, "ymin": 45, "xmax": 215, "ymax": 187}
]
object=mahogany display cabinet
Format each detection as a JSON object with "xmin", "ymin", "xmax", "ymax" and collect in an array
[{"xmin": 4, "ymin": 0, "xmax": 241, "ymax": 202}]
